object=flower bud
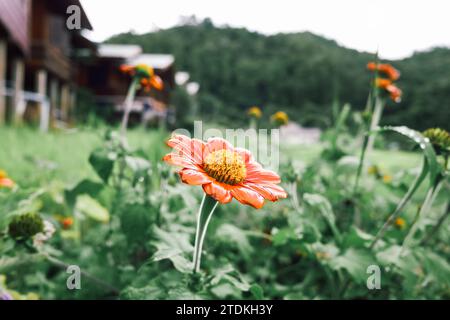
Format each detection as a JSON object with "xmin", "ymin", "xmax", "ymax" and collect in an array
[{"xmin": 8, "ymin": 212, "xmax": 44, "ymax": 240}]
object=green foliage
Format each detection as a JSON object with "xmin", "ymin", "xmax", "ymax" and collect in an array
[
  {"xmin": 89, "ymin": 148, "xmax": 115, "ymax": 183},
  {"xmin": 0, "ymin": 115, "xmax": 449, "ymax": 299}
]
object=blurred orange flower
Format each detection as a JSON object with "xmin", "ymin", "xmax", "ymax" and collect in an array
[
  {"xmin": 367, "ymin": 62, "xmax": 377, "ymax": 71},
  {"xmin": 0, "ymin": 170, "xmax": 14, "ymax": 188},
  {"xmin": 163, "ymin": 135, "xmax": 287, "ymax": 209},
  {"xmin": 140, "ymin": 76, "xmax": 164, "ymax": 92},
  {"xmin": 386, "ymin": 84, "xmax": 402, "ymax": 103},
  {"xmin": 382, "ymin": 174, "xmax": 393, "ymax": 183},
  {"xmin": 375, "ymin": 78, "xmax": 392, "ymax": 89},
  {"xmin": 367, "ymin": 62, "xmax": 400, "ymax": 81},
  {"xmin": 119, "ymin": 64, "xmax": 134, "ymax": 75},
  {"xmin": 374, "ymin": 78, "xmax": 402, "ymax": 102},
  {"xmin": 61, "ymin": 217, "xmax": 74, "ymax": 230},
  {"xmin": 394, "ymin": 217, "xmax": 406, "ymax": 229},
  {"xmin": 120, "ymin": 63, "xmax": 163, "ymax": 92},
  {"xmin": 378, "ymin": 63, "xmax": 400, "ymax": 81}
]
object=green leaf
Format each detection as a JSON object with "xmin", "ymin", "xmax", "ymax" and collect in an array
[
  {"xmin": 150, "ymin": 226, "xmax": 194, "ymax": 273},
  {"xmin": 377, "ymin": 126, "xmax": 440, "ymax": 184},
  {"xmin": 169, "ymin": 255, "xmax": 194, "ymax": 274},
  {"xmin": 215, "ymin": 224, "xmax": 253, "ymax": 257},
  {"xmin": 119, "ymin": 203, "xmax": 153, "ymax": 244},
  {"xmin": 415, "ymin": 249, "xmax": 450, "ymax": 287},
  {"xmin": 304, "ymin": 193, "xmax": 341, "ymax": 242},
  {"xmin": 376, "ymin": 245, "xmax": 419, "ymax": 275},
  {"xmin": 152, "ymin": 248, "xmax": 183, "ymax": 261},
  {"xmin": 210, "ymin": 264, "xmax": 250, "ymax": 292},
  {"xmin": 125, "ymin": 156, "xmax": 151, "ymax": 173},
  {"xmin": 250, "ymin": 284, "xmax": 264, "ymax": 300},
  {"xmin": 331, "ymin": 249, "xmax": 375, "ymax": 283},
  {"xmin": 342, "ymin": 227, "xmax": 374, "ymax": 249},
  {"xmin": 65, "ymin": 179, "xmax": 104, "ymax": 207},
  {"xmin": 121, "ymin": 285, "xmax": 163, "ymax": 300},
  {"xmin": 272, "ymin": 228, "xmax": 298, "ymax": 246},
  {"xmin": 335, "ymin": 103, "xmax": 351, "ymax": 134},
  {"xmin": 75, "ymin": 194, "xmax": 110, "ymax": 222},
  {"xmin": 88, "ymin": 148, "xmax": 115, "ymax": 183}
]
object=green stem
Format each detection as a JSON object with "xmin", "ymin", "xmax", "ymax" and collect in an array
[
  {"xmin": 369, "ymin": 158, "xmax": 429, "ymax": 249},
  {"xmin": 120, "ymin": 77, "xmax": 139, "ymax": 141},
  {"xmin": 366, "ymin": 96, "xmax": 384, "ymax": 155},
  {"xmin": 353, "ymin": 97, "xmax": 384, "ymax": 195},
  {"xmin": 192, "ymin": 194, "xmax": 219, "ymax": 273},
  {"xmin": 353, "ymin": 132, "xmax": 369, "ymax": 194},
  {"xmin": 401, "ymin": 178, "xmax": 443, "ymax": 253},
  {"xmin": 421, "ymin": 201, "xmax": 450, "ymax": 245},
  {"xmin": 289, "ymin": 181, "xmax": 302, "ymax": 214}
]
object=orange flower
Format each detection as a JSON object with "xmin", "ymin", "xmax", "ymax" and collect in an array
[
  {"xmin": 374, "ymin": 78, "xmax": 402, "ymax": 102},
  {"xmin": 0, "ymin": 170, "xmax": 14, "ymax": 188},
  {"xmin": 149, "ymin": 75, "xmax": 164, "ymax": 91},
  {"xmin": 386, "ymin": 84, "xmax": 402, "ymax": 103},
  {"xmin": 367, "ymin": 62, "xmax": 377, "ymax": 71},
  {"xmin": 61, "ymin": 217, "xmax": 74, "ymax": 230},
  {"xmin": 140, "ymin": 75, "xmax": 164, "ymax": 92},
  {"xmin": 119, "ymin": 64, "xmax": 133, "ymax": 74},
  {"xmin": 121, "ymin": 64, "xmax": 163, "ymax": 92},
  {"xmin": 375, "ymin": 78, "xmax": 392, "ymax": 89},
  {"xmin": 367, "ymin": 62, "xmax": 400, "ymax": 81},
  {"xmin": 394, "ymin": 217, "xmax": 406, "ymax": 229},
  {"xmin": 378, "ymin": 64, "xmax": 400, "ymax": 81},
  {"xmin": 163, "ymin": 135, "xmax": 287, "ymax": 209}
]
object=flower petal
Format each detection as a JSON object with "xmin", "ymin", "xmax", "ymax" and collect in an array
[
  {"xmin": 246, "ymin": 182, "xmax": 287, "ymax": 201},
  {"xmin": 205, "ymin": 137, "xmax": 233, "ymax": 156},
  {"xmin": 162, "ymin": 154, "xmax": 198, "ymax": 169},
  {"xmin": 167, "ymin": 135, "xmax": 205, "ymax": 164},
  {"xmin": 234, "ymin": 147, "xmax": 255, "ymax": 164},
  {"xmin": 231, "ymin": 185, "xmax": 265, "ymax": 209},
  {"xmin": 0, "ymin": 178, "xmax": 14, "ymax": 188},
  {"xmin": 245, "ymin": 167, "xmax": 281, "ymax": 184},
  {"xmin": 179, "ymin": 169, "xmax": 211, "ymax": 185},
  {"xmin": 203, "ymin": 182, "xmax": 233, "ymax": 204}
]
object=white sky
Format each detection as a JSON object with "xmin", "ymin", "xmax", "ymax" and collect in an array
[{"xmin": 80, "ymin": 0, "xmax": 450, "ymax": 60}]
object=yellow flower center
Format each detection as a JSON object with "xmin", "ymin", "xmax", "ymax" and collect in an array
[{"xmin": 203, "ymin": 150, "xmax": 246, "ymax": 185}]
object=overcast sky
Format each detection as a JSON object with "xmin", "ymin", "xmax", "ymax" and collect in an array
[{"xmin": 80, "ymin": 0, "xmax": 450, "ymax": 60}]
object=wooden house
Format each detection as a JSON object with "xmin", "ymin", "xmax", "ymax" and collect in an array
[
  {"xmin": 0, "ymin": 0, "xmax": 30, "ymax": 124},
  {"xmin": 0, "ymin": 0, "xmax": 95, "ymax": 129},
  {"xmin": 88, "ymin": 44, "xmax": 175, "ymax": 124}
]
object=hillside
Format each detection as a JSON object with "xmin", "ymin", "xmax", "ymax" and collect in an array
[{"xmin": 106, "ymin": 19, "xmax": 450, "ymax": 130}]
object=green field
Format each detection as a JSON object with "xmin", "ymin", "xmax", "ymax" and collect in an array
[
  {"xmin": 1, "ymin": 126, "xmax": 422, "ymax": 186},
  {"xmin": 0, "ymin": 127, "xmax": 168, "ymax": 187}
]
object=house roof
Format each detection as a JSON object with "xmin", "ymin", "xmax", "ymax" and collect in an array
[
  {"xmin": 98, "ymin": 44, "xmax": 175, "ymax": 70},
  {"xmin": 127, "ymin": 54, "xmax": 175, "ymax": 70},
  {"xmin": 0, "ymin": 0, "xmax": 30, "ymax": 54},
  {"xmin": 97, "ymin": 44, "xmax": 142, "ymax": 59}
]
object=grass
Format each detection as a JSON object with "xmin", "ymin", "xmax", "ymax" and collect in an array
[
  {"xmin": 0, "ymin": 126, "xmax": 168, "ymax": 187},
  {"xmin": 282, "ymin": 143, "xmax": 422, "ymax": 172},
  {"xmin": 1, "ymin": 126, "xmax": 422, "ymax": 187}
]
